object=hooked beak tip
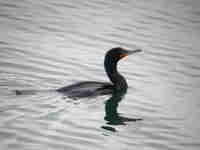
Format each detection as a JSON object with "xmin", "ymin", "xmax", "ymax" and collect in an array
[
  {"xmin": 128, "ymin": 49, "xmax": 142, "ymax": 55},
  {"xmin": 120, "ymin": 49, "xmax": 142, "ymax": 59}
]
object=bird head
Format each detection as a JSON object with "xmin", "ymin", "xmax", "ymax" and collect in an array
[{"xmin": 106, "ymin": 47, "xmax": 142, "ymax": 63}]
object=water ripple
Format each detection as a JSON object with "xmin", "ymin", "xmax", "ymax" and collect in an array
[{"xmin": 0, "ymin": 0, "xmax": 200, "ymax": 150}]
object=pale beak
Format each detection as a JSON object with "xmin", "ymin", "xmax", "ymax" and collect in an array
[
  {"xmin": 120, "ymin": 49, "xmax": 142, "ymax": 58},
  {"xmin": 127, "ymin": 49, "xmax": 142, "ymax": 55}
]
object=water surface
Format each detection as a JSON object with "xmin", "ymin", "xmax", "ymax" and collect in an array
[{"xmin": 0, "ymin": 0, "xmax": 200, "ymax": 150}]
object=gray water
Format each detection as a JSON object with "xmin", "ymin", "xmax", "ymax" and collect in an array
[{"xmin": 0, "ymin": 0, "xmax": 200, "ymax": 150}]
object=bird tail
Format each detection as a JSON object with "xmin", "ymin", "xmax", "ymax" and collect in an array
[{"xmin": 14, "ymin": 89, "xmax": 56, "ymax": 95}]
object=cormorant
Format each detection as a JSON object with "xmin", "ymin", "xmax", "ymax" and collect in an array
[
  {"xmin": 56, "ymin": 47, "xmax": 142, "ymax": 98},
  {"xmin": 15, "ymin": 47, "xmax": 141, "ymax": 97}
]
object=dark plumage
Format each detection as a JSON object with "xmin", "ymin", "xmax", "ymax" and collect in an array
[{"xmin": 57, "ymin": 47, "xmax": 142, "ymax": 98}]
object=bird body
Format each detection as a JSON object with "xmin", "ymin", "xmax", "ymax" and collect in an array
[
  {"xmin": 57, "ymin": 81, "xmax": 113, "ymax": 98},
  {"xmin": 15, "ymin": 47, "xmax": 141, "ymax": 98},
  {"xmin": 56, "ymin": 47, "xmax": 141, "ymax": 98}
]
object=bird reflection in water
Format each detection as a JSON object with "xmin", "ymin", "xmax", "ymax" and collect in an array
[
  {"xmin": 102, "ymin": 87, "xmax": 142, "ymax": 132},
  {"xmin": 14, "ymin": 47, "xmax": 143, "ymax": 131}
]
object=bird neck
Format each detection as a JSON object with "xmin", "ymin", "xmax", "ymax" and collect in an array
[{"xmin": 104, "ymin": 57, "xmax": 128, "ymax": 91}]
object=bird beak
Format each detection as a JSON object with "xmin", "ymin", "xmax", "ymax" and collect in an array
[
  {"xmin": 120, "ymin": 49, "xmax": 142, "ymax": 58},
  {"xmin": 127, "ymin": 49, "xmax": 142, "ymax": 55}
]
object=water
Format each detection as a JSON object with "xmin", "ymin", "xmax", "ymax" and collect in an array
[{"xmin": 0, "ymin": 0, "xmax": 200, "ymax": 149}]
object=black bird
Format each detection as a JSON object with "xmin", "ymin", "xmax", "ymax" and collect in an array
[
  {"xmin": 56, "ymin": 47, "xmax": 142, "ymax": 98},
  {"xmin": 15, "ymin": 47, "xmax": 141, "ymax": 97}
]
